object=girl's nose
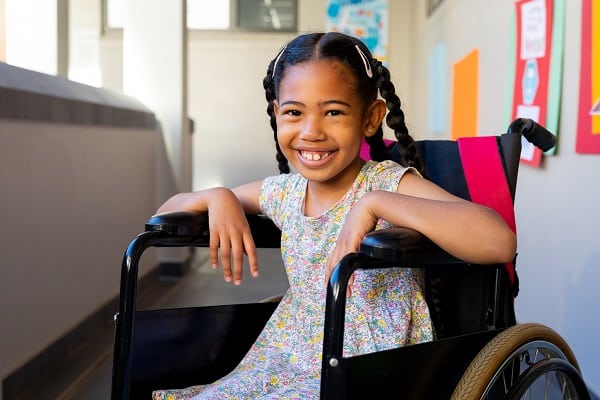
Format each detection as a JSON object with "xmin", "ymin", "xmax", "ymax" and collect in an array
[{"xmin": 299, "ymin": 118, "xmax": 325, "ymax": 141}]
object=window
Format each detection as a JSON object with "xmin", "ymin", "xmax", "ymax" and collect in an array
[
  {"xmin": 103, "ymin": 0, "xmax": 297, "ymax": 33},
  {"xmin": 187, "ymin": 0, "xmax": 230, "ymax": 29},
  {"xmin": 237, "ymin": 0, "xmax": 296, "ymax": 32}
]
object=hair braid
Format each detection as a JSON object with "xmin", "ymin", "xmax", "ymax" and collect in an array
[
  {"xmin": 263, "ymin": 60, "xmax": 290, "ymax": 174},
  {"xmin": 365, "ymin": 127, "xmax": 388, "ymax": 161},
  {"xmin": 373, "ymin": 62, "xmax": 425, "ymax": 174}
]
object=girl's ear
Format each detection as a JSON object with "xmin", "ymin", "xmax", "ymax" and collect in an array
[
  {"xmin": 273, "ymin": 100, "xmax": 280, "ymax": 115},
  {"xmin": 363, "ymin": 99, "xmax": 386, "ymax": 137}
]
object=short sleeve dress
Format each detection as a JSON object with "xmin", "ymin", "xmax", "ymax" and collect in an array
[{"xmin": 152, "ymin": 160, "xmax": 433, "ymax": 400}]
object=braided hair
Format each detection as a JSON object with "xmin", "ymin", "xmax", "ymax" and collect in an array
[{"xmin": 262, "ymin": 32, "xmax": 424, "ymax": 175}]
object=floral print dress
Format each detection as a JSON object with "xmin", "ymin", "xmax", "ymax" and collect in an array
[{"xmin": 152, "ymin": 160, "xmax": 433, "ymax": 400}]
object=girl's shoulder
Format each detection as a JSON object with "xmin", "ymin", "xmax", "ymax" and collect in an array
[
  {"xmin": 363, "ymin": 159, "xmax": 415, "ymax": 176},
  {"xmin": 362, "ymin": 160, "xmax": 418, "ymax": 192},
  {"xmin": 260, "ymin": 173, "xmax": 305, "ymax": 226},
  {"xmin": 260, "ymin": 172, "xmax": 306, "ymax": 206}
]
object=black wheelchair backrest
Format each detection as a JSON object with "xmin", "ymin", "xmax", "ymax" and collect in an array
[{"xmin": 386, "ymin": 133, "xmax": 522, "ymax": 339}]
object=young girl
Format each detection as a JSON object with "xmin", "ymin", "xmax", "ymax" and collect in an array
[{"xmin": 152, "ymin": 32, "xmax": 516, "ymax": 399}]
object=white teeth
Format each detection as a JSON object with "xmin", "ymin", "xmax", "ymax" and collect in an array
[{"xmin": 301, "ymin": 151, "xmax": 330, "ymax": 161}]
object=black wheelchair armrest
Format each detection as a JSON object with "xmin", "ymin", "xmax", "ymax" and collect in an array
[
  {"xmin": 145, "ymin": 211, "xmax": 281, "ymax": 248},
  {"xmin": 146, "ymin": 211, "xmax": 210, "ymax": 237},
  {"xmin": 359, "ymin": 227, "xmax": 463, "ymax": 265}
]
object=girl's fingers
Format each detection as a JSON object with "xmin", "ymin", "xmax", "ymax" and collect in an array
[
  {"xmin": 209, "ymin": 222, "xmax": 258, "ymax": 285},
  {"xmin": 326, "ymin": 243, "xmax": 358, "ymax": 297},
  {"xmin": 244, "ymin": 232, "xmax": 259, "ymax": 278},
  {"xmin": 219, "ymin": 236, "xmax": 233, "ymax": 283},
  {"xmin": 209, "ymin": 230, "xmax": 220, "ymax": 270},
  {"xmin": 230, "ymin": 235, "xmax": 245, "ymax": 285}
]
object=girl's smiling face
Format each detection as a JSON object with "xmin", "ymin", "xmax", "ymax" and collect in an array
[{"xmin": 274, "ymin": 60, "xmax": 382, "ymax": 194}]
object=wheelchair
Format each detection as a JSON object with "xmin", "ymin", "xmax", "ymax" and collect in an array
[{"xmin": 111, "ymin": 118, "xmax": 590, "ymax": 399}]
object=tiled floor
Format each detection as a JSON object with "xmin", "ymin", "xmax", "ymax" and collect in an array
[{"xmin": 65, "ymin": 248, "xmax": 288, "ymax": 399}]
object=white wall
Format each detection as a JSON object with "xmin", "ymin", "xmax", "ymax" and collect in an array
[
  {"xmin": 123, "ymin": 0, "xmax": 191, "ymax": 192},
  {"xmin": 408, "ymin": 0, "xmax": 599, "ymax": 394}
]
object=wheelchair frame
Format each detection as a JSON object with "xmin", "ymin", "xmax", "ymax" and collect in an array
[{"xmin": 111, "ymin": 118, "xmax": 590, "ymax": 399}]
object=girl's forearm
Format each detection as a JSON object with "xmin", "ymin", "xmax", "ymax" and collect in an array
[
  {"xmin": 157, "ymin": 182, "xmax": 262, "ymax": 215},
  {"xmin": 362, "ymin": 191, "xmax": 517, "ymax": 264},
  {"xmin": 156, "ymin": 187, "xmax": 230, "ymax": 214}
]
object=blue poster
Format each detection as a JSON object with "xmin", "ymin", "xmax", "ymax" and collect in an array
[
  {"xmin": 326, "ymin": 0, "xmax": 389, "ymax": 64},
  {"xmin": 428, "ymin": 43, "xmax": 447, "ymax": 135}
]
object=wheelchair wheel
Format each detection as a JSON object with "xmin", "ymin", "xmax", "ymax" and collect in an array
[{"xmin": 451, "ymin": 323, "xmax": 590, "ymax": 400}]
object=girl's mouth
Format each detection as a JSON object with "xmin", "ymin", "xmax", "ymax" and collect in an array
[{"xmin": 299, "ymin": 150, "xmax": 332, "ymax": 161}]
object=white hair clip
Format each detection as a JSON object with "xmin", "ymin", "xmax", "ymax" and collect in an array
[
  {"xmin": 355, "ymin": 45, "xmax": 373, "ymax": 78},
  {"xmin": 272, "ymin": 44, "xmax": 288, "ymax": 78}
]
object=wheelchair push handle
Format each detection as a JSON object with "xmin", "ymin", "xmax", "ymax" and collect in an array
[{"xmin": 507, "ymin": 118, "xmax": 556, "ymax": 152}]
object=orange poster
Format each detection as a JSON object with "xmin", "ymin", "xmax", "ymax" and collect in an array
[{"xmin": 451, "ymin": 49, "xmax": 479, "ymax": 140}]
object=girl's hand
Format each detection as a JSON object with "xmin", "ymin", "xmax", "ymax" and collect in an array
[
  {"xmin": 157, "ymin": 188, "xmax": 259, "ymax": 285},
  {"xmin": 205, "ymin": 188, "xmax": 259, "ymax": 285},
  {"xmin": 325, "ymin": 195, "xmax": 377, "ymax": 296}
]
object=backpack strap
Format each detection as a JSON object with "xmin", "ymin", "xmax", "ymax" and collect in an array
[{"xmin": 457, "ymin": 136, "xmax": 518, "ymax": 295}]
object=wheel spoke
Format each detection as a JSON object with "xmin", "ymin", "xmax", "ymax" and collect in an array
[
  {"xmin": 533, "ymin": 348, "xmax": 541, "ymax": 363},
  {"xmin": 543, "ymin": 370, "xmax": 551, "ymax": 399}
]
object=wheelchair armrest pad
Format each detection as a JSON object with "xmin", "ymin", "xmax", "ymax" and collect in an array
[
  {"xmin": 146, "ymin": 211, "xmax": 209, "ymax": 236},
  {"xmin": 359, "ymin": 227, "xmax": 464, "ymax": 266},
  {"xmin": 145, "ymin": 211, "xmax": 281, "ymax": 248}
]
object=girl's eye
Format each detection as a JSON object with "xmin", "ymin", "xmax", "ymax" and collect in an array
[
  {"xmin": 326, "ymin": 110, "xmax": 343, "ymax": 116},
  {"xmin": 283, "ymin": 109, "xmax": 301, "ymax": 117}
]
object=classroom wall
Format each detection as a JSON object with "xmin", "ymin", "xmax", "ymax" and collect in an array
[{"xmin": 408, "ymin": 0, "xmax": 599, "ymax": 394}]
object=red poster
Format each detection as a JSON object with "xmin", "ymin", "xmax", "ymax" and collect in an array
[
  {"xmin": 512, "ymin": 0, "xmax": 553, "ymax": 166},
  {"xmin": 576, "ymin": 0, "xmax": 600, "ymax": 153}
]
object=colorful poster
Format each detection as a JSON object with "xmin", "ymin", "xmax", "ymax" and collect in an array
[
  {"xmin": 511, "ymin": 0, "xmax": 563, "ymax": 167},
  {"xmin": 576, "ymin": 0, "xmax": 600, "ymax": 153},
  {"xmin": 450, "ymin": 49, "xmax": 479, "ymax": 140},
  {"xmin": 325, "ymin": 0, "xmax": 388, "ymax": 64}
]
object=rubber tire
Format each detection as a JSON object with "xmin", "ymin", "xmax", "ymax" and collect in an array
[{"xmin": 451, "ymin": 323, "xmax": 581, "ymax": 400}]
